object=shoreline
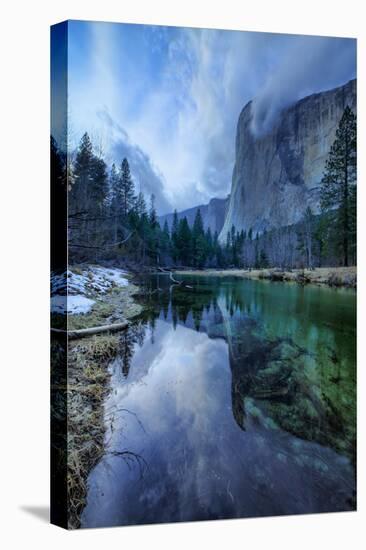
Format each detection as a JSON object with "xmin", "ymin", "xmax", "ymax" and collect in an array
[
  {"xmin": 51, "ymin": 265, "xmax": 143, "ymax": 528},
  {"xmin": 52, "ymin": 263, "xmax": 355, "ymax": 527},
  {"xmin": 175, "ymin": 266, "xmax": 356, "ymax": 289}
]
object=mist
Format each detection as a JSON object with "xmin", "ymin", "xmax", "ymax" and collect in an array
[{"xmin": 250, "ymin": 35, "xmax": 356, "ymax": 137}]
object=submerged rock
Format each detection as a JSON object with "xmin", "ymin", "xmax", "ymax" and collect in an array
[{"xmin": 229, "ymin": 329, "xmax": 355, "ymax": 461}]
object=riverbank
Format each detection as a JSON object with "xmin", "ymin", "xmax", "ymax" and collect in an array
[
  {"xmin": 175, "ymin": 266, "xmax": 356, "ymax": 288},
  {"xmin": 51, "ymin": 265, "xmax": 143, "ymax": 528}
]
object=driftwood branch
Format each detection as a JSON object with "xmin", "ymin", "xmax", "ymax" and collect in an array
[
  {"xmin": 157, "ymin": 268, "xmax": 193, "ymax": 289},
  {"xmin": 51, "ymin": 321, "xmax": 129, "ymax": 340}
]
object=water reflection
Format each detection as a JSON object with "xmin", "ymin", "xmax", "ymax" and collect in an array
[{"xmin": 81, "ymin": 274, "xmax": 356, "ymax": 528}]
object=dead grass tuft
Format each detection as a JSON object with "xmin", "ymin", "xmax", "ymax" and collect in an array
[{"xmin": 66, "ymin": 334, "xmax": 120, "ymax": 529}]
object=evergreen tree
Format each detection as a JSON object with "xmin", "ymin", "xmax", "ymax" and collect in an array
[
  {"xmin": 254, "ymin": 233, "xmax": 260, "ymax": 268},
  {"xmin": 161, "ymin": 220, "xmax": 171, "ymax": 260},
  {"xmin": 192, "ymin": 209, "xmax": 206, "ymax": 267},
  {"xmin": 148, "ymin": 194, "xmax": 160, "ymax": 264},
  {"xmin": 193, "ymin": 208, "xmax": 204, "ymax": 236},
  {"xmin": 70, "ymin": 133, "xmax": 108, "ymax": 252},
  {"xmin": 149, "ymin": 194, "xmax": 158, "ymax": 227},
  {"xmin": 120, "ymin": 158, "xmax": 135, "ymax": 218},
  {"xmin": 109, "ymin": 163, "xmax": 119, "ymax": 242},
  {"xmin": 259, "ymin": 249, "xmax": 269, "ymax": 268},
  {"xmin": 177, "ymin": 217, "xmax": 192, "ymax": 264},
  {"xmin": 70, "ymin": 132, "xmax": 94, "ymax": 216},
  {"xmin": 90, "ymin": 155, "xmax": 108, "ymax": 215},
  {"xmin": 320, "ymin": 106, "xmax": 357, "ymax": 266},
  {"xmin": 135, "ymin": 191, "xmax": 147, "ymax": 217},
  {"xmin": 163, "ymin": 219, "xmax": 170, "ymax": 238},
  {"xmin": 229, "ymin": 225, "xmax": 241, "ymax": 266},
  {"xmin": 139, "ymin": 211, "xmax": 150, "ymax": 264},
  {"xmin": 205, "ymin": 227, "xmax": 213, "ymax": 263},
  {"xmin": 313, "ymin": 214, "xmax": 329, "ymax": 267},
  {"xmin": 51, "ymin": 136, "xmax": 67, "ymax": 269},
  {"xmin": 171, "ymin": 210, "xmax": 179, "ymax": 264},
  {"xmin": 297, "ymin": 207, "xmax": 314, "ymax": 269}
]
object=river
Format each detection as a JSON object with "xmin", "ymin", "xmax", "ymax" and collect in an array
[{"xmin": 81, "ymin": 274, "xmax": 356, "ymax": 528}]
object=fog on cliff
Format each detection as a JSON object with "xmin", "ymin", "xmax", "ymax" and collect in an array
[{"xmin": 250, "ymin": 35, "xmax": 356, "ymax": 137}]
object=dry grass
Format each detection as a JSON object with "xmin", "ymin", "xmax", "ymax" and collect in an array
[
  {"xmin": 66, "ymin": 334, "xmax": 120, "ymax": 529},
  {"xmin": 50, "ymin": 266, "xmax": 144, "ymax": 528},
  {"xmin": 176, "ymin": 266, "xmax": 357, "ymax": 288},
  {"xmin": 67, "ymin": 283, "xmax": 142, "ymax": 331}
]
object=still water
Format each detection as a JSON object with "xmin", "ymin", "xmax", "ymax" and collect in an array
[{"xmin": 81, "ymin": 274, "xmax": 356, "ymax": 528}]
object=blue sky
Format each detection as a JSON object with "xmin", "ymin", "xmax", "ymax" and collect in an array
[{"xmin": 62, "ymin": 21, "xmax": 356, "ymax": 214}]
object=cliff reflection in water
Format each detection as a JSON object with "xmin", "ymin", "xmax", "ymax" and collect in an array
[
  {"xmin": 82, "ymin": 274, "xmax": 356, "ymax": 528},
  {"xmin": 137, "ymin": 274, "xmax": 356, "ymax": 462}
]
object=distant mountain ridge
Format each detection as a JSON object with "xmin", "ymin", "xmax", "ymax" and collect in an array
[{"xmin": 159, "ymin": 196, "xmax": 229, "ymax": 235}]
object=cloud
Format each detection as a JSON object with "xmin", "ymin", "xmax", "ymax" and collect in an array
[
  {"xmin": 96, "ymin": 109, "xmax": 172, "ymax": 215},
  {"xmin": 67, "ymin": 23, "xmax": 356, "ymax": 213},
  {"xmin": 250, "ymin": 35, "xmax": 356, "ymax": 136}
]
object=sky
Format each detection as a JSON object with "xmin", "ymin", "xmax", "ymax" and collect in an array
[{"xmin": 60, "ymin": 21, "xmax": 356, "ymax": 215}]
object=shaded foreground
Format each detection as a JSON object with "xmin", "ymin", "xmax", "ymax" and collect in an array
[{"xmin": 51, "ymin": 266, "xmax": 142, "ymax": 528}]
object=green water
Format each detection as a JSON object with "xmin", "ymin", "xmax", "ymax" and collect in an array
[{"xmin": 82, "ymin": 274, "xmax": 356, "ymax": 527}]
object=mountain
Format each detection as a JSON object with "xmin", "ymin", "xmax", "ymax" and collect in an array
[
  {"xmin": 220, "ymin": 79, "xmax": 356, "ymax": 241},
  {"xmin": 159, "ymin": 196, "xmax": 229, "ymax": 234}
]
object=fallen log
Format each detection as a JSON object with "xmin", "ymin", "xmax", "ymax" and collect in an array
[{"xmin": 51, "ymin": 321, "xmax": 129, "ymax": 340}]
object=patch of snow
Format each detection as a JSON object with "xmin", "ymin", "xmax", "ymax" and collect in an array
[
  {"xmin": 51, "ymin": 266, "xmax": 129, "ymax": 297},
  {"xmin": 51, "ymin": 295, "xmax": 95, "ymax": 315},
  {"xmin": 91, "ymin": 267, "xmax": 129, "ymax": 289},
  {"xmin": 51, "ymin": 269, "xmax": 87, "ymax": 295}
]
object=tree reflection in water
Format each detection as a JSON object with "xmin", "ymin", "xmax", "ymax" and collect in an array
[{"xmin": 133, "ymin": 273, "xmax": 356, "ymax": 462}]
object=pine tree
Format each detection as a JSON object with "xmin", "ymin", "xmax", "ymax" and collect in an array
[
  {"xmin": 148, "ymin": 194, "xmax": 159, "ymax": 264},
  {"xmin": 120, "ymin": 158, "xmax": 135, "ymax": 218},
  {"xmin": 177, "ymin": 217, "xmax": 192, "ymax": 265},
  {"xmin": 139, "ymin": 211, "xmax": 150, "ymax": 264},
  {"xmin": 109, "ymin": 163, "xmax": 119, "ymax": 242},
  {"xmin": 192, "ymin": 209, "xmax": 206, "ymax": 267},
  {"xmin": 149, "ymin": 194, "xmax": 158, "ymax": 227},
  {"xmin": 171, "ymin": 210, "xmax": 179, "ymax": 264},
  {"xmin": 254, "ymin": 233, "xmax": 260, "ymax": 268},
  {"xmin": 135, "ymin": 191, "xmax": 147, "ymax": 217},
  {"xmin": 70, "ymin": 133, "xmax": 108, "ymax": 252},
  {"xmin": 259, "ymin": 249, "xmax": 269, "ymax": 268},
  {"xmin": 51, "ymin": 136, "xmax": 67, "ymax": 269},
  {"xmin": 70, "ymin": 132, "xmax": 94, "ymax": 216},
  {"xmin": 205, "ymin": 227, "xmax": 213, "ymax": 263},
  {"xmin": 90, "ymin": 155, "xmax": 108, "ymax": 215},
  {"xmin": 320, "ymin": 106, "xmax": 357, "ymax": 266},
  {"xmin": 161, "ymin": 220, "xmax": 171, "ymax": 260},
  {"xmin": 230, "ymin": 225, "xmax": 240, "ymax": 266},
  {"xmin": 297, "ymin": 206, "xmax": 314, "ymax": 269}
]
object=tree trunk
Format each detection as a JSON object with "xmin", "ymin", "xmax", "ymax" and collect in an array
[{"xmin": 51, "ymin": 321, "xmax": 129, "ymax": 340}]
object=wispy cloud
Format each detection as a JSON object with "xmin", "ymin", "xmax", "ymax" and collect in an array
[
  {"xmin": 250, "ymin": 35, "xmax": 357, "ymax": 136},
  {"xmin": 67, "ymin": 22, "xmax": 356, "ymax": 214}
]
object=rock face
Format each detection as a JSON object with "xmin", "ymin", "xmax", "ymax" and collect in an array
[
  {"xmin": 159, "ymin": 196, "xmax": 229, "ymax": 234},
  {"xmin": 220, "ymin": 79, "xmax": 356, "ymax": 241}
]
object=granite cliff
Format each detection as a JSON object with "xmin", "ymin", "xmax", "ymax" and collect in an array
[{"xmin": 220, "ymin": 79, "xmax": 356, "ymax": 241}]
